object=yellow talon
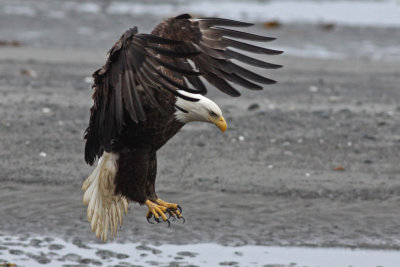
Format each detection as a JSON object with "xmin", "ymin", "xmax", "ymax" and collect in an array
[
  {"xmin": 156, "ymin": 198, "xmax": 178, "ymax": 210},
  {"xmin": 145, "ymin": 199, "xmax": 184, "ymax": 225},
  {"xmin": 145, "ymin": 200, "xmax": 168, "ymax": 221},
  {"xmin": 156, "ymin": 198, "xmax": 183, "ymax": 219}
]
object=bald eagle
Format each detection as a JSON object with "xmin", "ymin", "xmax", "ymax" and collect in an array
[{"xmin": 82, "ymin": 14, "xmax": 282, "ymax": 241}]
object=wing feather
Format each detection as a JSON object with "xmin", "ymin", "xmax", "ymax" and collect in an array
[{"xmin": 84, "ymin": 15, "xmax": 282, "ymax": 164}]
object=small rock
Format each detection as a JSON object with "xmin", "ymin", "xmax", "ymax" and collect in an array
[
  {"xmin": 136, "ymin": 244, "xmax": 162, "ymax": 255},
  {"xmin": 117, "ymin": 253, "xmax": 129, "ymax": 259},
  {"xmin": 333, "ymin": 166, "xmax": 345, "ymax": 171},
  {"xmin": 363, "ymin": 134, "xmax": 377, "ymax": 141},
  {"xmin": 59, "ymin": 253, "xmax": 81, "ymax": 262},
  {"xmin": 347, "ymin": 141, "xmax": 352, "ymax": 147},
  {"xmin": 80, "ymin": 258, "xmax": 102, "ymax": 266},
  {"xmin": 84, "ymin": 76, "xmax": 94, "ymax": 83},
  {"xmin": 20, "ymin": 68, "xmax": 37, "ymax": 78},
  {"xmin": 72, "ymin": 237, "xmax": 90, "ymax": 249},
  {"xmin": 284, "ymin": 151, "xmax": 293, "ymax": 156},
  {"xmin": 248, "ymin": 103, "xmax": 260, "ymax": 111},
  {"xmin": 9, "ymin": 249, "xmax": 24, "ymax": 255},
  {"xmin": 49, "ymin": 244, "xmax": 64, "ymax": 250},
  {"xmin": 146, "ymin": 260, "xmax": 160, "ymax": 265},
  {"xmin": 42, "ymin": 107, "xmax": 51, "ymax": 113},
  {"xmin": 283, "ymin": 141, "xmax": 291, "ymax": 147},
  {"xmin": 0, "ymin": 40, "xmax": 21, "ymax": 46},
  {"xmin": 197, "ymin": 142, "xmax": 205, "ymax": 147},
  {"xmin": 29, "ymin": 238, "xmax": 43, "ymax": 247},
  {"xmin": 26, "ymin": 252, "xmax": 51, "ymax": 264},
  {"xmin": 329, "ymin": 96, "xmax": 341, "ymax": 103},
  {"xmin": 177, "ymin": 251, "xmax": 198, "ymax": 258},
  {"xmin": 39, "ymin": 152, "xmax": 47, "ymax": 157},
  {"xmin": 263, "ymin": 20, "xmax": 282, "ymax": 28},
  {"xmin": 319, "ymin": 22, "xmax": 335, "ymax": 31},
  {"xmin": 96, "ymin": 249, "xmax": 117, "ymax": 259},
  {"xmin": 309, "ymin": 85, "xmax": 318, "ymax": 93},
  {"xmin": 220, "ymin": 261, "xmax": 239, "ymax": 266},
  {"xmin": 44, "ymin": 237, "xmax": 54, "ymax": 243}
]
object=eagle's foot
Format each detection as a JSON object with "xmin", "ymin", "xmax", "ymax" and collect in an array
[
  {"xmin": 145, "ymin": 200, "xmax": 170, "ymax": 226},
  {"xmin": 155, "ymin": 198, "xmax": 185, "ymax": 223}
]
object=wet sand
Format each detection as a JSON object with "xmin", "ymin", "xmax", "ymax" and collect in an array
[
  {"xmin": 1, "ymin": 45, "xmax": 400, "ymax": 252},
  {"xmin": 1, "ymin": 2, "xmax": 400, "ymax": 265},
  {"xmin": 2, "ymin": 235, "xmax": 400, "ymax": 267}
]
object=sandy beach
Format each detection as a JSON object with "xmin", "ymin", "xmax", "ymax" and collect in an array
[{"xmin": 1, "ymin": 0, "xmax": 400, "ymax": 266}]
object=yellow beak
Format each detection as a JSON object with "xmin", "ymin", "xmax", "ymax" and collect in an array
[{"xmin": 210, "ymin": 116, "xmax": 227, "ymax": 133}]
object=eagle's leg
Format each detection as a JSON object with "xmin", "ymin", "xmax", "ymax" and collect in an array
[{"xmin": 145, "ymin": 154, "xmax": 184, "ymax": 224}]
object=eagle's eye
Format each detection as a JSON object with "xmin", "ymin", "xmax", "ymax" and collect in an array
[{"xmin": 209, "ymin": 111, "xmax": 217, "ymax": 117}]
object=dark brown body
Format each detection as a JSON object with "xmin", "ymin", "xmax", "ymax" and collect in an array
[{"xmin": 111, "ymin": 91, "xmax": 183, "ymax": 204}]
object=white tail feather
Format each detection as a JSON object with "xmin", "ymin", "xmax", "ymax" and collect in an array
[{"xmin": 82, "ymin": 152, "xmax": 129, "ymax": 242}]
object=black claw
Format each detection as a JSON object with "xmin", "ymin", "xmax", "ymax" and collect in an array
[
  {"xmin": 165, "ymin": 219, "xmax": 171, "ymax": 227},
  {"xmin": 146, "ymin": 215, "xmax": 155, "ymax": 224},
  {"xmin": 181, "ymin": 216, "xmax": 186, "ymax": 224},
  {"xmin": 177, "ymin": 205, "xmax": 182, "ymax": 214},
  {"xmin": 154, "ymin": 217, "xmax": 160, "ymax": 223},
  {"xmin": 166, "ymin": 208, "xmax": 172, "ymax": 219}
]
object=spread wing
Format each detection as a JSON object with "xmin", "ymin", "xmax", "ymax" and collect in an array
[
  {"xmin": 162, "ymin": 14, "xmax": 282, "ymax": 97},
  {"xmin": 84, "ymin": 14, "xmax": 282, "ymax": 164}
]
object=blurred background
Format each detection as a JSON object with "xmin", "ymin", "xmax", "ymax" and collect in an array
[
  {"xmin": 1, "ymin": 0, "xmax": 400, "ymax": 59},
  {"xmin": 1, "ymin": 0, "xmax": 400, "ymax": 266}
]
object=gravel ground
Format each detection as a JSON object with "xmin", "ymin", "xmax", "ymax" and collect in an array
[
  {"xmin": 0, "ymin": 47, "xmax": 399, "ymax": 249},
  {"xmin": 0, "ymin": 2, "xmax": 400, "ymax": 266}
]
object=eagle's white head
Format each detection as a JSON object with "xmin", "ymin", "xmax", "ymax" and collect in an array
[{"xmin": 174, "ymin": 90, "xmax": 227, "ymax": 132}]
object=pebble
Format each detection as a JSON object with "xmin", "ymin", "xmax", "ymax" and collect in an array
[
  {"xmin": 42, "ymin": 107, "xmax": 51, "ymax": 113},
  {"xmin": 84, "ymin": 76, "xmax": 94, "ymax": 83},
  {"xmin": 248, "ymin": 103, "xmax": 260, "ymax": 111},
  {"xmin": 309, "ymin": 85, "xmax": 318, "ymax": 92},
  {"xmin": 59, "ymin": 253, "xmax": 81, "ymax": 262},
  {"xmin": 44, "ymin": 237, "xmax": 54, "ymax": 243},
  {"xmin": 29, "ymin": 238, "xmax": 43, "ymax": 247},
  {"xmin": 26, "ymin": 252, "xmax": 51, "ymax": 264},
  {"xmin": 80, "ymin": 258, "xmax": 102, "ymax": 266},
  {"xmin": 20, "ymin": 68, "xmax": 37, "ymax": 78},
  {"xmin": 136, "ymin": 245, "xmax": 162, "ymax": 255},
  {"xmin": 363, "ymin": 134, "xmax": 377, "ymax": 141},
  {"xmin": 48, "ymin": 244, "xmax": 64, "ymax": 250},
  {"xmin": 9, "ymin": 249, "xmax": 24, "ymax": 255},
  {"xmin": 72, "ymin": 237, "xmax": 90, "ymax": 249},
  {"xmin": 177, "ymin": 251, "xmax": 198, "ymax": 257},
  {"xmin": 197, "ymin": 142, "xmax": 205, "ymax": 147},
  {"xmin": 219, "ymin": 261, "xmax": 239, "ymax": 266},
  {"xmin": 95, "ymin": 249, "xmax": 128, "ymax": 260}
]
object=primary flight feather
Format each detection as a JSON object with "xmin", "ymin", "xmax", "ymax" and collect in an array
[{"xmin": 83, "ymin": 14, "xmax": 282, "ymax": 241}]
